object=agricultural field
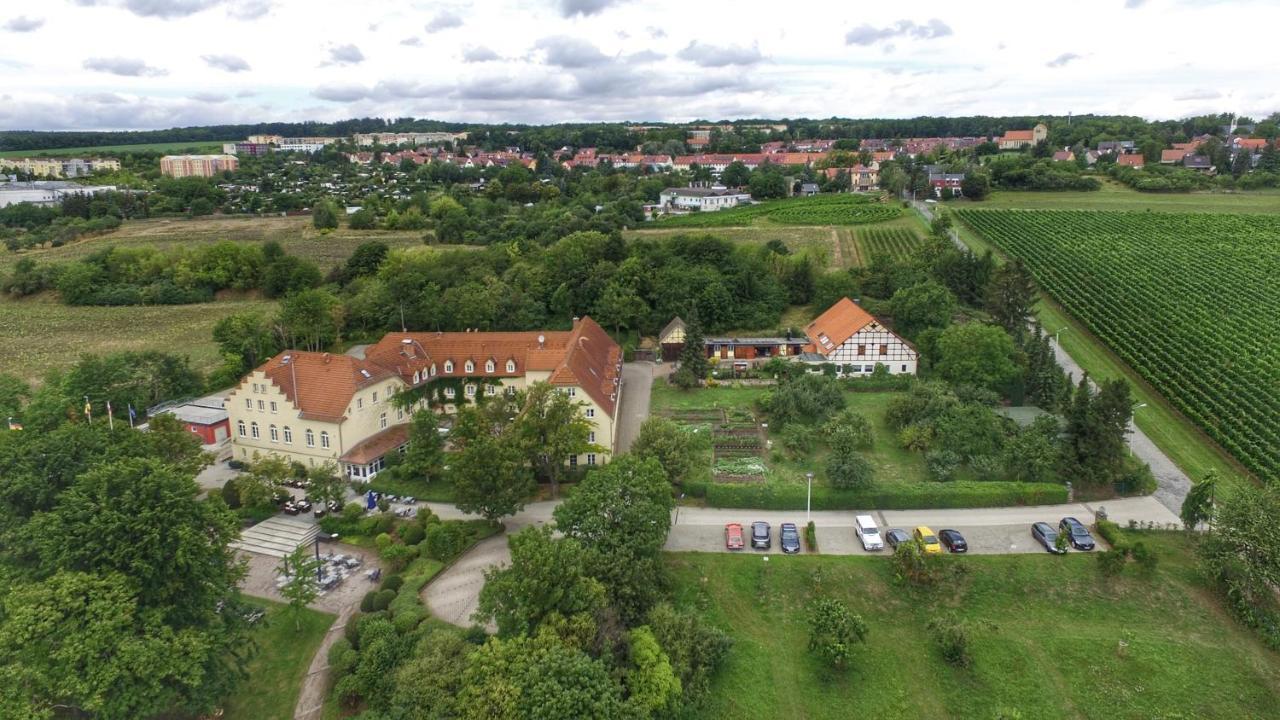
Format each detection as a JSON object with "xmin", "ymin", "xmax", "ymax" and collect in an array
[
  {"xmin": 669, "ymin": 530, "xmax": 1280, "ymax": 719},
  {"xmin": 625, "ymin": 225, "xmax": 837, "ymax": 264},
  {"xmin": 979, "ymin": 180, "xmax": 1280, "ymax": 214},
  {"xmin": 0, "ymin": 140, "xmax": 233, "ymax": 158},
  {"xmin": 656, "ymin": 194, "xmax": 903, "ymax": 229},
  {"xmin": 0, "ymin": 295, "xmax": 277, "ymax": 383},
  {"xmin": 856, "ymin": 225, "xmax": 926, "ymax": 261},
  {"xmin": 957, "ymin": 209, "xmax": 1280, "ymax": 483}
]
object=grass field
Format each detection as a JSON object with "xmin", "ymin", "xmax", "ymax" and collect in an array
[
  {"xmin": 654, "ymin": 194, "xmax": 903, "ymax": 229},
  {"xmin": 0, "ymin": 140, "xmax": 234, "ymax": 158},
  {"xmin": 978, "ymin": 180, "xmax": 1280, "ymax": 213},
  {"xmin": 0, "ymin": 295, "xmax": 277, "ymax": 383},
  {"xmin": 950, "ymin": 211, "xmax": 1260, "ymax": 490},
  {"xmin": 223, "ymin": 597, "xmax": 334, "ymax": 720},
  {"xmin": 0, "ymin": 215, "xmax": 430, "ymax": 274},
  {"xmin": 670, "ymin": 530, "xmax": 1280, "ymax": 719}
]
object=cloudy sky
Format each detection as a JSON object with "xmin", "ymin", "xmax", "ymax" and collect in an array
[{"xmin": 2, "ymin": 0, "xmax": 1278, "ymax": 130}]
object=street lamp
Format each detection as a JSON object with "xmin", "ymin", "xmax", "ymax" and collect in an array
[
  {"xmin": 805, "ymin": 472, "xmax": 814, "ymax": 524},
  {"xmin": 1055, "ymin": 325, "xmax": 1069, "ymax": 344},
  {"xmin": 1128, "ymin": 403, "xmax": 1147, "ymax": 457}
]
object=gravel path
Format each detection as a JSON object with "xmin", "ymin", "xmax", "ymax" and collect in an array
[{"xmin": 293, "ymin": 605, "xmax": 354, "ymax": 720}]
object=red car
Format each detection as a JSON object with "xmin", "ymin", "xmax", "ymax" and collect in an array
[{"xmin": 725, "ymin": 523, "xmax": 745, "ymax": 550}]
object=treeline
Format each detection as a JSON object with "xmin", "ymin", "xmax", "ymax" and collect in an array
[{"xmin": 2, "ymin": 240, "xmax": 321, "ymax": 305}]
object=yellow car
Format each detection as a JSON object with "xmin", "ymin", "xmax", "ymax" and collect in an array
[{"xmin": 913, "ymin": 526, "xmax": 943, "ymax": 554}]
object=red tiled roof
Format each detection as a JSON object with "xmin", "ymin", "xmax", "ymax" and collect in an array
[
  {"xmin": 804, "ymin": 298, "xmax": 876, "ymax": 356},
  {"xmin": 1235, "ymin": 138, "xmax": 1268, "ymax": 150},
  {"xmin": 1161, "ymin": 148, "xmax": 1191, "ymax": 163},
  {"xmin": 1001, "ymin": 129, "xmax": 1035, "ymax": 142},
  {"xmin": 256, "ymin": 352, "xmax": 395, "ymax": 422},
  {"xmin": 1117, "ymin": 154, "xmax": 1145, "ymax": 167}
]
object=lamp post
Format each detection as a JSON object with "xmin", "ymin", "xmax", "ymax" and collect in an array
[
  {"xmin": 805, "ymin": 472, "xmax": 814, "ymax": 524},
  {"xmin": 1128, "ymin": 403, "xmax": 1147, "ymax": 456},
  {"xmin": 1055, "ymin": 325, "xmax": 1069, "ymax": 344}
]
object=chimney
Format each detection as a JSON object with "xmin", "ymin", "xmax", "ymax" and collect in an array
[
  {"xmin": 572, "ymin": 316, "xmax": 580, "ymax": 325},
  {"xmin": 537, "ymin": 334, "xmax": 546, "ymax": 349},
  {"xmin": 323, "ymin": 353, "xmax": 331, "ymax": 364}
]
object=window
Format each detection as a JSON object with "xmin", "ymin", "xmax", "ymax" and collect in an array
[
  {"xmin": 485, "ymin": 359, "xmax": 495, "ymax": 373},
  {"xmin": 283, "ymin": 426, "xmax": 293, "ymax": 444},
  {"xmin": 864, "ymin": 365, "xmax": 874, "ymax": 373},
  {"xmin": 379, "ymin": 412, "xmax": 387, "ymax": 429},
  {"xmin": 444, "ymin": 387, "xmax": 455, "ymax": 399},
  {"xmin": 464, "ymin": 360, "xmax": 474, "ymax": 373},
  {"xmin": 250, "ymin": 422, "xmax": 259, "ymax": 439},
  {"xmin": 506, "ymin": 359, "xmax": 516, "ymax": 373},
  {"xmin": 486, "ymin": 384, "xmax": 497, "ymax": 396},
  {"xmin": 257, "ymin": 400, "xmax": 265, "ymax": 411},
  {"xmin": 901, "ymin": 364, "xmax": 907, "ymax": 372},
  {"xmin": 306, "ymin": 429, "xmax": 315, "ymax": 447},
  {"xmin": 569, "ymin": 455, "xmax": 577, "ymax": 468},
  {"xmin": 269, "ymin": 425, "xmax": 279, "ymax": 442},
  {"xmin": 879, "ymin": 344, "xmax": 888, "ymax": 356},
  {"xmin": 444, "ymin": 361, "xmax": 453, "ymax": 374},
  {"xmin": 245, "ymin": 398, "xmax": 252, "ymax": 410},
  {"xmin": 237, "ymin": 420, "xmax": 246, "ymax": 437},
  {"xmin": 465, "ymin": 384, "xmax": 476, "ymax": 397},
  {"xmin": 320, "ymin": 431, "xmax": 330, "ymax": 449},
  {"xmin": 430, "ymin": 363, "xmax": 437, "ymax": 377},
  {"xmin": 588, "ymin": 432, "xmax": 596, "ymax": 443},
  {"xmin": 252, "ymin": 383, "xmax": 258, "ymax": 393},
  {"xmin": 857, "ymin": 344, "xmax": 866, "ymax": 356},
  {"xmin": 587, "ymin": 453, "xmax": 597, "ymax": 466},
  {"xmin": 413, "ymin": 371, "xmax": 420, "ymax": 384},
  {"xmin": 372, "ymin": 391, "xmax": 379, "ymax": 403},
  {"xmin": 397, "ymin": 408, "xmax": 404, "ymax": 420},
  {"xmin": 357, "ymin": 398, "xmax": 364, "ymax": 409},
  {"xmin": 270, "ymin": 401, "xmax": 277, "ymax": 413},
  {"xmin": 586, "ymin": 408, "xmax": 595, "ymax": 419},
  {"xmin": 567, "ymin": 388, "xmax": 576, "ymax": 398}
]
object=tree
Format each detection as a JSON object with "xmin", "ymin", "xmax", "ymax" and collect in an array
[
  {"xmin": 826, "ymin": 446, "xmax": 874, "ymax": 489},
  {"xmin": 823, "ymin": 409, "xmax": 873, "ymax": 449},
  {"xmin": 933, "ymin": 322, "xmax": 1022, "ymax": 395},
  {"xmin": 807, "ymin": 598, "xmax": 868, "ymax": 670},
  {"xmin": 985, "ymin": 259, "xmax": 1037, "ymax": 337},
  {"xmin": 1001, "ymin": 415, "xmax": 1061, "ymax": 483},
  {"xmin": 889, "ymin": 281, "xmax": 956, "ymax": 338},
  {"xmin": 1181, "ymin": 468, "xmax": 1218, "ymax": 531},
  {"xmin": 476, "ymin": 526, "xmax": 606, "ymax": 637},
  {"xmin": 402, "ymin": 409, "xmax": 445, "ymax": 483},
  {"xmin": 674, "ymin": 314, "xmax": 708, "ymax": 388},
  {"xmin": 1021, "ymin": 324, "xmax": 1071, "ymax": 412},
  {"xmin": 960, "ymin": 172, "xmax": 991, "ymax": 200},
  {"xmin": 1061, "ymin": 375, "xmax": 1133, "ymax": 485},
  {"xmin": 626, "ymin": 626, "xmax": 682, "ymax": 718},
  {"xmin": 761, "ymin": 372, "xmax": 846, "ymax": 427},
  {"xmin": 748, "ymin": 168, "xmax": 788, "ymax": 199},
  {"xmin": 720, "ymin": 160, "xmax": 751, "ymax": 188},
  {"xmin": 307, "ymin": 461, "xmax": 346, "ymax": 508},
  {"xmin": 630, "ymin": 416, "xmax": 703, "ymax": 487},
  {"xmin": 348, "ymin": 207, "xmax": 378, "ymax": 230},
  {"xmin": 453, "ymin": 425, "xmax": 536, "ymax": 521},
  {"xmin": 459, "ymin": 635, "xmax": 626, "ymax": 720},
  {"xmin": 512, "ymin": 382, "xmax": 597, "ymax": 498},
  {"xmin": 594, "ymin": 280, "xmax": 649, "ymax": 333},
  {"xmin": 278, "ymin": 545, "xmax": 321, "ymax": 630},
  {"xmin": 276, "ymin": 287, "xmax": 341, "ymax": 351},
  {"xmin": 239, "ymin": 452, "xmax": 289, "ymax": 508},
  {"xmin": 0, "ymin": 372, "xmax": 29, "ymax": 419},
  {"xmin": 1199, "ymin": 483, "xmax": 1280, "ymax": 645},
  {"xmin": 312, "ymin": 199, "xmax": 340, "ymax": 229}
]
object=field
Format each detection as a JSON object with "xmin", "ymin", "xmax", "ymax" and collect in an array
[
  {"xmin": 957, "ymin": 209, "xmax": 1280, "ymax": 484},
  {"xmin": 670, "ymin": 531, "xmax": 1280, "ymax": 718},
  {"xmin": 0, "ymin": 215, "xmax": 430, "ymax": 274},
  {"xmin": 980, "ymin": 180, "xmax": 1280, "ymax": 214},
  {"xmin": 625, "ymin": 225, "xmax": 838, "ymax": 264},
  {"xmin": 856, "ymin": 224, "xmax": 926, "ymax": 261},
  {"xmin": 0, "ymin": 295, "xmax": 277, "ymax": 383},
  {"xmin": 223, "ymin": 597, "xmax": 333, "ymax": 720},
  {"xmin": 0, "ymin": 140, "xmax": 233, "ymax": 158},
  {"xmin": 655, "ymin": 194, "xmax": 903, "ymax": 229}
]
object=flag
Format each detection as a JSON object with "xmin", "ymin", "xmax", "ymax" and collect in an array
[
  {"xmin": 106, "ymin": 401, "xmax": 114, "ymax": 430},
  {"xmin": 128, "ymin": 403, "xmax": 137, "ymax": 428}
]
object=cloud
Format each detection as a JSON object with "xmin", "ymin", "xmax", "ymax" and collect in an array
[
  {"xmin": 400, "ymin": 37, "xmax": 422, "ymax": 46},
  {"xmin": 312, "ymin": 79, "xmax": 447, "ymax": 103},
  {"xmin": 462, "ymin": 46, "xmax": 501, "ymax": 63},
  {"xmin": 190, "ymin": 92, "xmax": 230, "ymax": 102},
  {"xmin": 325, "ymin": 44, "xmax": 365, "ymax": 65},
  {"xmin": 4, "ymin": 16, "xmax": 45, "ymax": 32},
  {"xmin": 1046, "ymin": 52, "xmax": 1081, "ymax": 68},
  {"xmin": 559, "ymin": 0, "xmax": 628, "ymax": 17},
  {"xmin": 1175, "ymin": 89, "xmax": 1222, "ymax": 101},
  {"xmin": 627, "ymin": 50, "xmax": 665, "ymax": 63},
  {"xmin": 646, "ymin": 26, "xmax": 666, "ymax": 39},
  {"xmin": 312, "ymin": 85, "xmax": 372, "ymax": 102},
  {"xmin": 79, "ymin": 92, "xmax": 130, "ymax": 104},
  {"xmin": 535, "ymin": 35, "xmax": 611, "ymax": 68},
  {"xmin": 425, "ymin": 10, "xmax": 463, "ymax": 33},
  {"xmin": 0, "ymin": 91, "xmax": 262, "ymax": 130},
  {"xmin": 74, "ymin": 0, "xmax": 226, "ymax": 19},
  {"xmin": 227, "ymin": 0, "xmax": 271, "ymax": 19},
  {"xmin": 202, "ymin": 53, "xmax": 251, "ymax": 72},
  {"xmin": 676, "ymin": 41, "xmax": 762, "ymax": 67},
  {"xmin": 82, "ymin": 56, "xmax": 168, "ymax": 77},
  {"xmin": 845, "ymin": 18, "xmax": 952, "ymax": 46},
  {"xmin": 1125, "ymin": 0, "xmax": 1146, "ymax": 7}
]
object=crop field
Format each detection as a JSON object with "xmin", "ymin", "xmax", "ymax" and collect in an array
[
  {"xmin": 656, "ymin": 194, "xmax": 903, "ymax": 229},
  {"xmin": 981, "ymin": 180, "xmax": 1280, "ymax": 214},
  {"xmin": 0, "ymin": 140, "xmax": 233, "ymax": 158},
  {"xmin": 957, "ymin": 209, "xmax": 1280, "ymax": 483},
  {"xmin": 856, "ymin": 226, "xmax": 925, "ymax": 261}
]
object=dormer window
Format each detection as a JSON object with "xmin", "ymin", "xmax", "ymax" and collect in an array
[
  {"xmin": 464, "ymin": 360, "xmax": 474, "ymax": 374},
  {"xmin": 506, "ymin": 359, "xmax": 516, "ymax": 373},
  {"xmin": 430, "ymin": 363, "xmax": 437, "ymax": 377},
  {"xmin": 485, "ymin": 359, "xmax": 495, "ymax": 373},
  {"xmin": 444, "ymin": 361, "xmax": 453, "ymax": 374},
  {"xmin": 413, "ymin": 371, "xmax": 421, "ymax": 384}
]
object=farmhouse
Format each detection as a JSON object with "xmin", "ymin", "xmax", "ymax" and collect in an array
[
  {"xmin": 799, "ymin": 297, "xmax": 918, "ymax": 376},
  {"xmin": 928, "ymin": 171, "xmax": 965, "ymax": 197},
  {"xmin": 997, "ymin": 123, "xmax": 1048, "ymax": 150},
  {"xmin": 658, "ymin": 186, "xmax": 752, "ymax": 212},
  {"xmin": 226, "ymin": 318, "xmax": 623, "ymax": 479},
  {"xmin": 1052, "ymin": 150, "xmax": 1076, "ymax": 162},
  {"xmin": 658, "ymin": 317, "xmax": 806, "ymax": 363},
  {"xmin": 1116, "ymin": 154, "xmax": 1145, "ymax": 168}
]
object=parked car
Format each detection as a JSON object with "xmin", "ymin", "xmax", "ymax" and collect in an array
[
  {"xmin": 725, "ymin": 523, "xmax": 744, "ymax": 551},
  {"xmin": 885, "ymin": 528, "xmax": 911, "ymax": 550},
  {"xmin": 939, "ymin": 529, "xmax": 967, "ymax": 553},
  {"xmin": 1059, "ymin": 517, "xmax": 1096, "ymax": 551},
  {"xmin": 855, "ymin": 514, "xmax": 884, "ymax": 551},
  {"xmin": 751, "ymin": 521, "xmax": 771, "ymax": 550},
  {"xmin": 780, "ymin": 523, "xmax": 801, "ymax": 554},
  {"xmin": 1032, "ymin": 522, "xmax": 1066, "ymax": 554},
  {"xmin": 913, "ymin": 526, "xmax": 943, "ymax": 554}
]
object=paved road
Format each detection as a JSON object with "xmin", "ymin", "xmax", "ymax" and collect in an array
[
  {"xmin": 294, "ymin": 605, "xmax": 354, "ymax": 720},
  {"xmin": 616, "ymin": 362, "xmax": 654, "ymax": 453}
]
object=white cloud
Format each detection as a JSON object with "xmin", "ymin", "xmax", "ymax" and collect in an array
[
  {"xmin": 325, "ymin": 44, "xmax": 365, "ymax": 65},
  {"xmin": 676, "ymin": 41, "xmax": 762, "ymax": 67},
  {"xmin": 845, "ymin": 18, "xmax": 952, "ymax": 46},
  {"xmin": 202, "ymin": 54, "xmax": 251, "ymax": 72},
  {"xmin": 425, "ymin": 10, "xmax": 463, "ymax": 32},
  {"xmin": 462, "ymin": 46, "xmax": 501, "ymax": 63},
  {"xmin": 559, "ymin": 0, "xmax": 629, "ymax": 17},
  {"xmin": 82, "ymin": 56, "xmax": 168, "ymax": 76},
  {"xmin": 400, "ymin": 37, "xmax": 422, "ymax": 46},
  {"xmin": 4, "ymin": 16, "xmax": 45, "ymax": 32},
  {"xmin": 1046, "ymin": 52, "xmax": 1082, "ymax": 68}
]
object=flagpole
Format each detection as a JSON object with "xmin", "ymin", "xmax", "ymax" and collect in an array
[
  {"xmin": 107, "ymin": 401, "xmax": 114, "ymax": 431},
  {"xmin": 128, "ymin": 404, "xmax": 136, "ymax": 429},
  {"xmin": 84, "ymin": 396, "xmax": 92, "ymax": 424}
]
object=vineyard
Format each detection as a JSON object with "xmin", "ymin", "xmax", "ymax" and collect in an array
[
  {"xmin": 957, "ymin": 209, "xmax": 1280, "ymax": 482},
  {"xmin": 857, "ymin": 226, "xmax": 925, "ymax": 261},
  {"xmin": 658, "ymin": 194, "xmax": 902, "ymax": 228}
]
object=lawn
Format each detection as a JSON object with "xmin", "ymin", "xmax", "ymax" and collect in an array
[
  {"xmin": 0, "ymin": 140, "xmax": 234, "ymax": 158},
  {"xmin": 976, "ymin": 179, "xmax": 1280, "ymax": 214},
  {"xmin": 669, "ymin": 531, "xmax": 1280, "ymax": 719},
  {"xmin": 0, "ymin": 294, "xmax": 278, "ymax": 383},
  {"xmin": 625, "ymin": 225, "xmax": 838, "ymax": 265},
  {"xmin": 223, "ymin": 597, "xmax": 334, "ymax": 720}
]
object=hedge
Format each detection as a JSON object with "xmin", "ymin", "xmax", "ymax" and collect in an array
[{"xmin": 695, "ymin": 481, "xmax": 1068, "ymax": 510}]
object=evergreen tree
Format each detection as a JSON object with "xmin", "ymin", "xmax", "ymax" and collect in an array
[
  {"xmin": 675, "ymin": 313, "xmax": 708, "ymax": 389},
  {"xmin": 1022, "ymin": 324, "xmax": 1071, "ymax": 411},
  {"xmin": 985, "ymin": 259, "xmax": 1038, "ymax": 337}
]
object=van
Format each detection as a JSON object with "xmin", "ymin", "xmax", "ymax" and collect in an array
[{"xmin": 855, "ymin": 514, "xmax": 883, "ymax": 551}]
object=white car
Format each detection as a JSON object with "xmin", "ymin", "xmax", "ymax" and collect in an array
[{"xmin": 855, "ymin": 514, "xmax": 884, "ymax": 551}]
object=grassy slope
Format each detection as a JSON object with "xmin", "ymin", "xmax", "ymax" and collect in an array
[
  {"xmin": 0, "ymin": 140, "xmax": 233, "ymax": 158},
  {"xmin": 951, "ymin": 213, "xmax": 1252, "ymax": 489},
  {"xmin": 0, "ymin": 295, "xmax": 278, "ymax": 383},
  {"xmin": 671, "ymin": 531, "xmax": 1280, "ymax": 719},
  {"xmin": 224, "ymin": 597, "xmax": 334, "ymax": 720},
  {"xmin": 979, "ymin": 180, "xmax": 1280, "ymax": 213}
]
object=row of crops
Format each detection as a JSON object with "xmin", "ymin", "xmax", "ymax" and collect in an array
[
  {"xmin": 956, "ymin": 209, "xmax": 1280, "ymax": 482},
  {"xmin": 659, "ymin": 194, "xmax": 902, "ymax": 228},
  {"xmin": 857, "ymin": 226, "xmax": 925, "ymax": 261}
]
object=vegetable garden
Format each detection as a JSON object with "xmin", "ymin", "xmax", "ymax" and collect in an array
[
  {"xmin": 658, "ymin": 194, "xmax": 902, "ymax": 228},
  {"xmin": 957, "ymin": 209, "xmax": 1280, "ymax": 482}
]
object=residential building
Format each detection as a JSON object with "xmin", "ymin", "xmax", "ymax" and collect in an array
[
  {"xmin": 1161, "ymin": 148, "xmax": 1193, "ymax": 164},
  {"xmin": 997, "ymin": 123, "xmax": 1049, "ymax": 150},
  {"xmin": 152, "ymin": 395, "xmax": 230, "ymax": 445},
  {"xmin": 799, "ymin": 297, "xmax": 918, "ymax": 376},
  {"xmin": 1096, "ymin": 140, "xmax": 1136, "ymax": 154},
  {"xmin": 353, "ymin": 131, "xmax": 468, "ymax": 146},
  {"xmin": 0, "ymin": 181, "xmax": 117, "ymax": 208},
  {"xmin": 928, "ymin": 171, "xmax": 965, "ymax": 197},
  {"xmin": 1116, "ymin": 154, "xmax": 1145, "ymax": 168},
  {"xmin": 160, "ymin": 154, "xmax": 238, "ymax": 178},
  {"xmin": 1052, "ymin": 150, "xmax": 1075, "ymax": 162},
  {"xmin": 658, "ymin": 186, "xmax": 752, "ymax": 212},
  {"xmin": 0, "ymin": 157, "xmax": 120, "ymax": 178},
  {"xmin": 658, "ymin": 317, "xmax": 806, "ymax": 363},
  {"xmin": 822, "ymin": 162, "xmax": 879, "ymax": 191},
  {"xmin": 1232, "ymin": 137, "xmax": 1268, "ymax": 152},
  {"xmin": 1182, "ymin": 155, "xmax": 1214, "ymax": 172},
  {"xmin": 222, "ymin": 142, "xmax": 271, "ymax": 157}
]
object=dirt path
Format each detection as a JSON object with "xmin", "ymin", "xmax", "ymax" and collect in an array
[
  {"xmin": 293, "ymin": 605, "xmax": 354, "ymax": 720},
  {"xmin": 828, "ymin": 228, "xmax": 844, "ymax": 267},
  {"xmin": 841, "ymin": 228, "xmax": 863, "ymax": 267}
]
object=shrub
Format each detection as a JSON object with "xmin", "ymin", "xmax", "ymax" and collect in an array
[
  {"xmin": 425, "ymin": 521, "xmax": 470, "ymax": 562},
  {"xmin": 927, "ymin": 614, "xmax": 972, "ymax": 667},
  {"xmin": 381, "ymin": 575, "xmax": 404, "ymax": 593},
  {"xmin": 823, "ymin": 409, "xmax": 874, "ymax": 449},
  {"xmin": 807, "ymin": 598, "xmax": 868, "ymax": 669},
  {"xmin": 343, "ymin": 502, "xmax": 365, "ymax": 521},
  {"xmin": 392, "ymin": 606, "xmax": 427, "ymax": 633},
  {"xmin": 892, "ymin": 540, "xmax": 942, "ymax": 587},
  {"xmin": 290, "ymin": 461, "xmax": 308, "ymax": 479},
  {"xmin": 805, "ymin": 521, "xmax": 818, "ymax": 552},
  {"xmin": 371, "ymin": 589, "xmax": 397, "ymax": 611},
  {"xmin": 377, "ymin": 496, "xmax": 391, "ymax": 512},
  {"xmin": 1096, "ymin": 548, "xmax": 1128, "ymax": 578},
  {"xmin": 220, "ymin": 478, "xmax": 242, "ymax": 509},
  {"xmin": 926, "ymin": 450, "xmax": 962, "ymax": 481},
  {"xmin": 380, "ymin": 542, "xmax": 417, "ymax": 572},
  {"xmin": 400, "ymin": 523, "xmax": 426, "ymax": 546},
  {"xmin": 703, "ymin": 481, "xmax": 1067, "ymax": 510},
  {"xmin": 1094, "ymin": 519, "xmax": 1124, "ymax": 549},
  {"xmin": 327, "ymin": 638, "xmax": 358, "ymax": 679},
  {"xmin": 463, "ymin": 624, "xmax": 489, "ymax": 645},
  {"xmin": 360, "ymin": 591, "xmax": 378, "ymax": 613},
  {"xmin": 1130, "ymin": 541, "xmax": 1158, "ymax": 575},
  {"xmin": 375, "ymin": 532, "xmax": 394, "ymax": 551},
  {"xmin": 333, "ymin": 674, "xmax": 362, "ymax": 708},
  {"xmin": 827, "ymin": 448, "xmax": 874, "ymax": 489}
]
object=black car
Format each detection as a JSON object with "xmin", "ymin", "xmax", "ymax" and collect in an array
[
  {"xmin": 751, "ymin": 521, "xmax": 771, "ymax": 550},
  {"xmin": 780, "ymin": 523, "xmax": 801, "ymax": 554},
  {"xmin": 939, "ymin": 528, "xmax": 968, "ymax": 553},
  {"xmin": 885, "ymin": 528, "xmax": 911, "ymax": 550},
  {"xmin": 1031, "ymin": 522, "xmax": 1066, "ymax": 554},
  {"xmin": 1059, "ymin": 517, "xmax": 1096, "ymax": 551}
]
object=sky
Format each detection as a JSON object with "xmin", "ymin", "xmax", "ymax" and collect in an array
[{"xmin": 1, "ymin": 0, "xmax": 1278, "ymax": 131}]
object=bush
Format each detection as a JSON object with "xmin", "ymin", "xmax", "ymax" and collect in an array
[
  {"xmin": 381, "ymin": 575, "xmax": 404, "ymax": 593},
  {"xmin": 927, "ymin": 614, "xmax": 972, "ymax": 667},
  {"xmin": 463, "ymin": 624, "xmax": 489, "ymax": 645},
  {"xmin": 333, "ymin": 674, "xmax": 362, "ymax": 709},
  {"xmin": 805, "ymin": 521, "xmax": 817, "ymax": 552},
  {"xmin": 220, "ymin": 478, "xmax": 242, "ymax": 509},
  {"xmin": 703, "ymin": 480, "xmax": 1067, "ymax": 510},
  {"xmin": 380, "ymin": 542, "xmax": 417, "ymax": 572},
  {"xmin": 807, "ymin": 598, "xmax": 868, "ymax": 669},
  {"xmin": 1096, "ymin": 548, "xmax": 1128, "ymax": 578},
  {"xmin": 375, "ymin": 532, "xmax": 394, "ymax": 551},
  {"xmin": 371, "ymin": 589, "xmax": 397, "ymax": 611},
  {"xmin": 327, "ymin": 637, "xmax": 358, "ymax": 679},
  {"xmin": 425, "ymin": 521, "xmax": 470, "ymax": 562},
  {"xmin": 1130, "ymin": 541, "xmax": 1158, "ymax": 575},
  {"xmin": 892, "ymin": 540, "xmax": 943, "ymax": 586},
  {"xmin": 400, "ymin": 523, "xmax": 426, "ymax": 546},
  {"xmin": 926, "ymin": 449, "xmax": 962, "ymax": 481},
  {"xmin": 343, "ymin": 502, "xmax": 365, "ymax": 521},
  {"xmin": 1094, "ymin": 519, "xmax": 1124, "ymax": 549},
  {"xmin": 827, "ymin": 448, "xmax": 874, "ymax": 489},
  {"xmin": 360, "ymin": 591, "xmax": 378, "ymax": 613}
]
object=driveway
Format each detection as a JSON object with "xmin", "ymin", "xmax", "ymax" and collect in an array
[{"xmin": 615, "ymin": 362, "xmax": 655, "ymax": 453}]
